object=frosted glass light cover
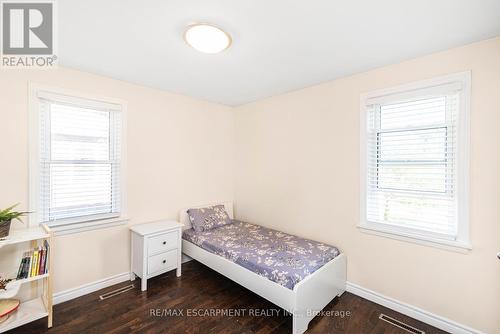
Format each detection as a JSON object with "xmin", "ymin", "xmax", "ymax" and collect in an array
[{"xmin": 184, "ymin": 24, "xmax": 231, "ymax": 54}]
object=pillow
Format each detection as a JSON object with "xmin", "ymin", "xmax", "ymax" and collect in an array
[{"xmin": 187, "ymin": 205, "xmax": 232, "ymax": 232}]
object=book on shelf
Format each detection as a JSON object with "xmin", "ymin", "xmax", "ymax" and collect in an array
[
  {"xmin": 16, "ymin": 242, "xmax": 50, "ymax": 280},
  {"xmin": 32, "ymin": 249, "xmax": 38, "ymax": 277},
  {"xmin": 39, "ymin": 246, "xmax": 46, "ymax": 274}
]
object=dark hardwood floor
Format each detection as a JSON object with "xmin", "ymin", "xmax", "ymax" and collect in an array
[{"xmin": 9, "ymin": 261, "xmax": 448, "ymax": 334}]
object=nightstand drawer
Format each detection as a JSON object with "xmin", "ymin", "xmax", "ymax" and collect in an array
[
  {"xmin": 148, "ymin": 231, "xmax": 178, "ymax": 255},
  {"xmin": 148, "ymin": 249, "xmax": 177, "ymax": 275}
]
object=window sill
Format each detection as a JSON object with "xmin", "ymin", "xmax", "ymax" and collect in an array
[
  {"xmin": 357, "ymin": 223, "xmax": 471, "ymax": 254},
  {"xmin": 47, "ymin": 217, "xmax": 129, "ymax": 236}
]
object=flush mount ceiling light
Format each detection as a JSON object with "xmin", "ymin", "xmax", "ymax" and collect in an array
[{"xmin": 184, "ymin": 24, "xmax": 232, "ymax": 54}]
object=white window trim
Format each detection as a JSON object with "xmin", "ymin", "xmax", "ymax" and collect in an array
[
  {"xmin": 359, "ymin": 72, "xmax": 471, "ymax": 252},
  {"xmin": 29, "ymin": 83, "xmax": 128, "ymax": 235}
]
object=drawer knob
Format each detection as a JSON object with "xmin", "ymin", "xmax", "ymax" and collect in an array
[
  {"xmin": 162, "ymin": 260, "xmax": 166, "ymax": 263},
  {"xmin": 163, "ymin": 241, "xmax": 166, "ymax": 245}
]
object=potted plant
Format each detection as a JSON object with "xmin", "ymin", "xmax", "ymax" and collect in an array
[{"xmin": 0, "ymin": 204, "xmax": 27, "ymax": 239}]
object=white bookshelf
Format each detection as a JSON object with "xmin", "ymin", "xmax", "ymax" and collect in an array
[
  {"xmin": 0, "ymin": 224, "xmax": 53, "ymax": 333},
  {"xmin": 0, "ymin": 228, "xmax": 49, "ymax": 248},
  {"xmin": 0, "ymin": 298, "xmax": 48, "ymax": 332},
  {"xmin": 13, "ymin": 273, "xmax": 50, "ymax": 285}
]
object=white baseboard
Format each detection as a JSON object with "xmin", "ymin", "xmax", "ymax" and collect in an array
[
  {"xmin": 53, "ymin": 260, "xmax": 193, "ymax": 305},
  {"xmin": 53, "ymin": 272, "xmax": 131, "ymax": 305},
  {"xmin": 346, "ymin": 282, "xmax": 483, "ymax": 334}
]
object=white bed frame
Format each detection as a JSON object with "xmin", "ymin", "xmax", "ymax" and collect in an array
[{"xmin": 179, "ymin": 202, "xmax": 347, "ymax": 334}]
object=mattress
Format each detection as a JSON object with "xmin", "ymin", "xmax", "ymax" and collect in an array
[{"xmin": 182, "ymin": 220, "xmax": 340, "ymax": 290}]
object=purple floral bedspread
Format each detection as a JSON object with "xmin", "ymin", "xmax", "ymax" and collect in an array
[{"xmin": 182, "ymin": 220, "xmax": 340, "ymax": 290}]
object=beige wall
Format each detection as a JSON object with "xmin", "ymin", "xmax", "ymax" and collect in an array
[
  {"xmin": 234, "ymin": 37, "xmax": 500, "ymax": 333},
  {"xmin": 0, "ymin": 67, "xmax": 235, "ymax": 293}
]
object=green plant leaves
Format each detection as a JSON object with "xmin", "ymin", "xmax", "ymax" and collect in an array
[{"xmin": 0, "ymin": 203, "xmax": 28, "ymax": 223}]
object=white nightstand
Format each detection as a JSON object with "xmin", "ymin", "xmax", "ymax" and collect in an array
[{"xmin": 130, "ymin": 220, "xmax": 183, "ymax": 291}]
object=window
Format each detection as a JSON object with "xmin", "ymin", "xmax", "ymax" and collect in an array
[
  {"xmin": 30, "ymin": 86, "xmax": 126, "ymax": 232},
  {"xmin": 360, "ymin": 72, "xmax": 470, "ymax": 250}
]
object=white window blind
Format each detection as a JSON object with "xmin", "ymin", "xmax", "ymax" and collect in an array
[
  {"xmin": 363, "ymin": 78, "xmax": 468, "ymax": 242},
  {"xmin": 37, "ymin": 93, "xmax": 122, "ymax": 226}
]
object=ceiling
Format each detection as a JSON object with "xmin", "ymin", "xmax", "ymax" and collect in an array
[{"xmin": 59, "ymin": 0, "xmax": 500, "ymax": 106}]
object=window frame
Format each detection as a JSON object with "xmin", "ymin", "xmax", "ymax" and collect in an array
[
  {"xmin": 29, "ymin": 83, "xmax": 128, "ymax": 235},
  {"xmin": 359, "ymin": 72, "xmax": 471, "ymax": 252}
]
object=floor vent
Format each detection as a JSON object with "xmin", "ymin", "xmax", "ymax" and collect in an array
[
  {"xmin": 379, "ymin": 314, "xmax": 425, "ymax": 334},
  {"xmin": 99, "ymin": 284, "xmax": 135, "ymax": 300}
]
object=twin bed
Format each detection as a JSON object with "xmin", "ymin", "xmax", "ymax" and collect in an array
[{"xmin": 179, "ymin": 202, "xmax": 346, "ymax": 334}]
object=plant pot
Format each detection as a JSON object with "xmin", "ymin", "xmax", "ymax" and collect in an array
[{"xmin": 0, "ymin": 219, "xmax": 12, "ymax": 239}]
